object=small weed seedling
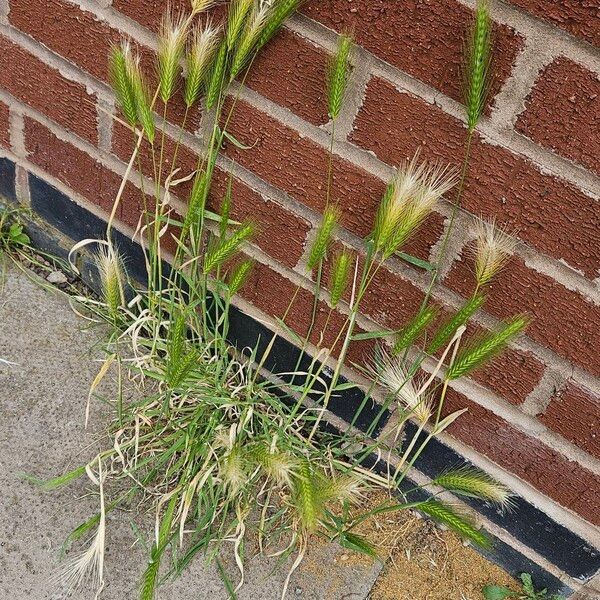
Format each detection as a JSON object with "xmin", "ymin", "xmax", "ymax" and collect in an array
[
  {"xmin": 483, "ymin": 573, "xmax": 566, "ymax": 600},
  {"xmin": 0, "ymin": 207, "xmax": 30, "ymax": 255}
]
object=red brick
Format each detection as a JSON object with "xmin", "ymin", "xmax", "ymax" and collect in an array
[
  {"xmin": 112, "ymin": 122, "xmax": 200, "ymax": 239},
  {"xmin": 361, "ymin": 262, "xmax": 427, "ymax": 330},
  {"xmin": 403, "ymin": 211, "xmax": 445, "ymax": 264},
  {"xmin": 112, "ymin": 120, "xmax": 199, "ymax": 182},
  {"xmin": 443, "ymin": 389, "xmax": 600, "ymax": 526},
  {"xmin": 516, "ymin": 58, "xmax": 600, "ymax": 176},
  {"xmin": 24, "ymin": 117, "xmax": 141, "ymax": 219},
  {"xmin": 112, "ymin": 0, "xmax": 191, "ymax": 32},
  {"xmin": 302, "ymin": 0, "xmax": 523, "ymax": 105},
  {"xmin": 472, "ymin": 348, "xmax": 545, "ymax": 406},
  {"xmin": 244, "ymin": 28, "xmax": 330, "ymax": 125},
  {"xmin": 540, "ymin": 381, "xmax": 600, "ymax": 460},
  {"xmin": 0, "ymin": 101, "xmax": 10, "ymax": 149},
  {"xmin": 222, "ymin": 99, "xmax": 387, "ymax": 239},
  {"xmin": 351, "ymin": 77, "xmax": 600, "ymax": 278},
  {"xmin": 506, "ymin": 0, "xmax": 600, "ymax": 47},
  {"xmin": 241, "ymin": 259, "xmax": 323, "ymax": 341},
  {"xmin": 446, "ymin": 254, "xmax": 600, "ymax": 378},
  {"xmin": 112, "ymin": 120, "xmax": 205, "ymax": 220},
  {"xmin": 0, "ymin": 35, "xmax": 97, "ymax": 145},
  {"xmin": 9, "ymin": 0, "xmax": 120, "ymax": 82},
  {"xmin": 325, "ymin": 242, "xmax": 433, "ymax": 323},
  {"xmin": 118, "ymin": 103, "xmax": 443, "ymax": 266}
]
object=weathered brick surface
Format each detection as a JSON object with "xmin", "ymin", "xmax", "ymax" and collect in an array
[
  {"xmin": 0, "ymin": 36, "xmax": 97, "ymax": 145},
  {"xmin": 302, "ymin": 0, "xmax": 523, "ymax": 105},
  {"xmin": 446, "ymin": 254, "xmax": 600, "ymax": 378},
  {"xmin": 516, "ymin": 58, "xmax": 600, "ymax": 176},
  {"xmin": 24, "ymin": 117, "xmax": 140, "ymax": 218},
  {"xmin": 241, "ymin": 258, "xmax": 329, "ymax": 344},
  {"xmin": 245, "ymin": 29, "xmax": 330, "ymax": 126},
  {"xmin": 443, "ymin": 389, "xmax": 600, "ymax": 526},
  {"xmin": 540, "ymin": 381, "xmax": 600, "ymax": 460},
  {"xmin": 506, "ymin": 0, "xmax": 600, "ymax": 47},
  {"xmin": 405, "ymin": 213, "xmax": 446, "ymax": 263},
  {"xmin": 471, "ymin": 348, "xmax": 545, "ymax": 406},
  {"xmin": 360, "ymin": 263, "xmax": 427, "ymax": 330},
  {"xmin": 111, "ymin": 0, "xmax": 193, "ymax": 32},
  {"xmin": 223, "ymin": 99, "xmax": 388, "ymax": 239},
  {"xmin": 352, "ymin": 77, "xmax": 600, "ymax": 279},
  {"xmin": 9, "ymin": 0, "xmax": 119, "ymax": 82},
  {"xmin": 0, "ymin": 101, "xmax": 10, "ymax": 149},
  {"xmin": 111, "ymin": 120, "xmax": 199, "ymax": 182},
  {"xmin": 239, "ymin": 258, "xmax": 369, "ymax": 358},
  {"xmin": 221, "ymin": 100, "xmax": 449, "ymax": 268}
]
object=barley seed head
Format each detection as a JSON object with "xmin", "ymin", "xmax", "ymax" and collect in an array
[
  {"xmin": 109, "ymin": 41, "xmax": 138, "ymax": 126},
  {"xmin": 435, "ymin": 466, "xmax": 514, "ymax": 510},
  {"xmin": 221, "ymin": 446, "xmax": 246, "ymax": 496},
  {"xmin": 327, "ymin": 474, "xmax": 366, "ymax": 505},
  {"xmin": 307, "ymin": 204, "xmax": 340, "ymax": 271},
  {"xmin": 96, "ymin": 245, "xmax": 124, "ymax": 318},
  {"xmin": 157, "ymin": 9, "xmax": 189, "ymax": 102},
  {"xmin": 184, "ymin": 22, "xmax": 221, "ymax": 107},
  {"xmin": 472, "ymin": 218, "xmax": 516, "ymax": 286},
  {"xmin": 372, "ymin": 346, "xmax": 432, "ymax": 424},
  {"xmin": 375, "ymin": 154, "xmax": 457, "ymax": 257}
]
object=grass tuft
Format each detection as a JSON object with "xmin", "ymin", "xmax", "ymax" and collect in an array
[{"xmin": 32, "ymin": 4, "xmax": 529, "ymax": 597}]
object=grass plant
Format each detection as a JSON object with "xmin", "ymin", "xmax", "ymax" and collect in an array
[{"xmin": 27, "ymin": 1, "xmax": 529, "ymax": 598}]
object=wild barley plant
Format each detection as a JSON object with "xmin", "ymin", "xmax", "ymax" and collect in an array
[
  {"xmin": 36, "ymin": 1, "xmax": 526, "ymax": 599},
  {"xmin": 422, "ymin": 0, "xmax": 492, "ymax": 300}
]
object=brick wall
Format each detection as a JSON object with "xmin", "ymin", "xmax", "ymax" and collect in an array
[{"xmin": 0, "ymin": 0, "xmax": 599, "ymax": 588}]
